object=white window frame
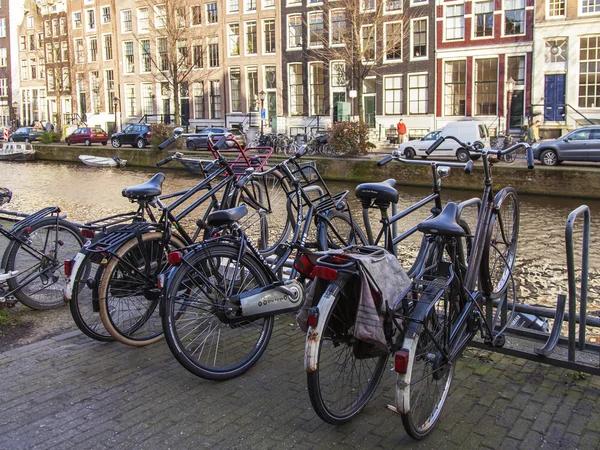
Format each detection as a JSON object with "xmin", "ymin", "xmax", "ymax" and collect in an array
[
  {"xmin": 384, "ymin": 0, "xmax": 403, "ymax": 14},
  {"xmin": 580, "ymin": 0, "xmax": 600, "ymax": 15},
  {"xmin": 361, "ymin": 0, "xmax": 376, "ymax": 13},
  {"xmin": 472, "ymin": 0, "xmax": 495, "ymax": 40},
  {"xmin": 309, "ymin": 62, "xmax": 325, "ymax": 116},
  {"xmin": 288, "ymin": 62, "xmax": 304, "ymax": 116},
  {"xmin": 121, "ymin": 10, "xmax": 132, "ymax": 33},
  {"xmin": 103, "ymin": 33, "xmax": 113, "ymax": 60},
  {"xmin": 384, "ymin": 21, "xmax": 403, "ymax": 63},
  {"xmin": 228, "ymin": 23, "xmax": 240, "ymax": 57},
  {"xmin": 472, "ymin": 56, "xmax": 499, "ymax": 116},
  {"xmin": 0, "ymin": 18, "xmax": 6, "ymax": 38},
  {"xmin": 88, "ymin": 36, "xmax": 98, "ymax": 62},
  {"xmin": 137, "ymin": 7, "xmax": 149, "ymax": 34},
  {"xmin": 102, "ymin": 6, "xmax": 111, "ymax": 24},
  {"xmin": 410, "ymin": 17, "xmax": 428, "ymax": 61},
  {"xmin": 86, "ymin": 9, "xmax": 96, "ymax": 31},
  {"xmin": 154, "ymin": 5, "xmax": 166, "ymax": 29},
  {"xmin": 263, "ymin": 19, "xmax": 276, "ymax": 54},
  {"xmin": 383, "ymin": 74, "xmax": 403, "ymax": 115},
  {"xmin": 140, "ymin": 39, "xmax": 152, "ymax": 74},
  {"xmin": 229, "ymin": 67, "xmax": 242, "ymax": 112},
  {"xmin": 443, "ymin": 59, "xmax": 467, "ymax": 117},
  {"xmin": 123, "ymin": 41, "xmax": 135, "ymax": 74},
  {"xmin": 408, "ymin": 72, "xmax": 429, "ymax": 115},
  {"xmin": 502, "ymin": 0, "xmax": 526, "ymax": 37},
  {"xmin": 308, "ymin": 11, "xmax": 325, "ymax": 49},
  {"xmin": 329, "ymin": 9, "xmax": 346, "ymax": 47},
  {"xmin": 445, "ymin": 4, "xmax": 465, "ymax": 41},
  {"xmin": 287, "ymin": 14, "xmax": 303, "ymax": 51},
  {"xmin": 73, "ymin": 11, "xmax": 82, "ymax": 29},
  {"xmin": 245, "ymin": 20, "xmax": 258, "ymax": 56},
  {"xmin": 361, "ymin": 24, "xmax": 376, "ymax": 62}
]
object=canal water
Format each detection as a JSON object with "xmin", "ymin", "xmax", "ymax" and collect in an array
[{"xmin": 1, "ymin": 160, "xmax": 598, "ymax": 339}]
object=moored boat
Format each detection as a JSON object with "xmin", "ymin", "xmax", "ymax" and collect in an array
[
  {"xmin": 79, "ymin": 155, "xmax": 127, "ymax": 167},
  {"xmin": 0, "ymin": 142, "xmax": 36, "ymax": 161}
]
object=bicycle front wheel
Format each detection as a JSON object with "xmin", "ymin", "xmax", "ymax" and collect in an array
[
  {"xmin": 307, "ymin": 279, "xmax": 388, "ymax": 424},
  {"xmin": 162, "ymin": 243, "xmax": 274, "ymax": 380},
  {"xmin": 6, "ymin": 217, "xmax": 83, "ymax": 310}
]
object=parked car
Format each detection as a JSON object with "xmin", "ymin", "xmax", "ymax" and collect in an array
[
  {"xmin": 533, "ymin": 126, "xmax": 600, "ymax": 166},
  {"xmin": 65, "ymin": 127, "xmax": 109, "ymax": 146},
  {"xmin": 185, "ymin": 127, "xmax": 245, "ymax": 151},
  {"xmin": 8, "ymin": 127, "xmax": 44, "ymax": 143},
  {"xmin": 111, "ymin": 124, "xmax": 152, "ymax": 149},
  {"xmin": 399, "ymin": 121, "xmax": 490, "ymax": 162}
]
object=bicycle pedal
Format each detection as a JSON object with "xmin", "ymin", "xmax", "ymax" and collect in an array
[{"xmin": 484, "ymin": 333, "xmax": 506, "ymax": 348}]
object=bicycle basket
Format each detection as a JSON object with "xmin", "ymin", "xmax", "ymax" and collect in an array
[{"xmin": 0, "ymin": 187, "xmax": 12, "ymax": 206}]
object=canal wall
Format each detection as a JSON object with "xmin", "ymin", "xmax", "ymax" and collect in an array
[{"xmin": 32, "ymin": 144, "xmax": 600, "ymax": 199}]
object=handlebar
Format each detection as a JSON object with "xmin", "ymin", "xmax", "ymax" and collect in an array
[
  {"xmin": 376, "ymin": 155, "xmax": 393, "ymax": 167},
  {"xmin": 526, "ymin": 146, "xmax": 534, "ymax": 169},
  {"xmin": 382, "ymin": 150, "xmax": 473, "ymax": 174}
]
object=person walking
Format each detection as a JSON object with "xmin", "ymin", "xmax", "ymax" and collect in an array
[
  {"xmin": 532, "ymin": 120, "xmax": 541, "ymax": 142},
  {"xmin": 397, "ymin": 118, "xmax": 407, "ymax": 143}
]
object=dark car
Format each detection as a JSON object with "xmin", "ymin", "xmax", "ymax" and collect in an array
[
  {"xmin": 111, "ymin": 124, "xmax": 152, "ymax": 149},
  {"xmin": 8, "ymin": 127, "xmax": 44, "ymax": 143},
  {"xmin": 66, "ymin": 127, "xmax": 109, "ymax": 146},
  {"xmin": 533, "ymin": 125, "xmax": 600, "ymax": 166},
  {"xmin": 185, "ymin": 127, "xmax": 245, "ymax": 151}
]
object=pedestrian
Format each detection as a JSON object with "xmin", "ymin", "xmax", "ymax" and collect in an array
[
  {"xmin": 45, "ymin": 121, "xmax": 54, "ymax": 132},
  {"xmin": 397, "ymin": 118, "xmax": 407, "ymax": 144},
  {"xmin": 532, "ymin": 120, "xmax": 541, "ymax": 142}
]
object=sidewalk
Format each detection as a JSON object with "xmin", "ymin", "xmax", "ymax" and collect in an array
[{"xmin": 1, "ymin": 316, "xmax": 599, "ymax": 450}]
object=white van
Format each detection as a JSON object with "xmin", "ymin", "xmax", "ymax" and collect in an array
[{"xmin": 398, "ymin": 121, "xmax": 490, "ymax": 162}]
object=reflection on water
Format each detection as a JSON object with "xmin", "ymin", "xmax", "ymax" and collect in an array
[{"xmin": 1, "ymin": 160, "xmax": 598, "ymax": 337}]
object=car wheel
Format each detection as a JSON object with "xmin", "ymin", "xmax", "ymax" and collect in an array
[
  {"xmin": 420, "ymin": 156, "xmax": 428, "ymax": 159},
  {"xmin": 66, "ymin": 138, "xmax": 71, "ymax": 146},
  {"xmin": 456, "ymin": 148, "xmax": 470, "ymax": 162},
  {"xmin": 404, "ymin": 148, "xmax": 416, "ymax": 159},
  {"xmin": 84, "ymin": 139, "xmax": 91, "ymax": 146},
  {"xmin": 186, "ymin": 140, "xmax": 197, "ymax": 151},
  {"xmin": 112, "ymin": 138, "xmax": 121, "ymax": 148},
  {"xmin": 540, "ymin": 150, "xmax": 558, "ymax": 166},
  {"xmin": 470, "ymin": 154, "xmax": 482, "ymax": 161},
  {"xmin": 136, "ymin": 138, "xmax": 146, "ymax": 149}
]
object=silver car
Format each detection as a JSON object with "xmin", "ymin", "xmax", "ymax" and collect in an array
[{"xmin": 533, "ymin": 125, "xmax": 600, "ymax": 166}]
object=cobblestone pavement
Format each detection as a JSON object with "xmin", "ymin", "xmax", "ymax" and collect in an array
[{"xmin": 1, "ymin": 315, "xmax": 599, "ymax": 450}]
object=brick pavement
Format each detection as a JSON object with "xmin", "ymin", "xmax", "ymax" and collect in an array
[{"xmin": 1, "ymin": 315, "xmax": 599, "ymax": 450}]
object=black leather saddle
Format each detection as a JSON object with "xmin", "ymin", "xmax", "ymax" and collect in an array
[
  {"xmin": 122, "ymin": 173, "xmax": 165, "ymax": 200},
  {"xmin": 355, "ymin": 179, "xmax": 399, "ymax": 205},
  {"xmin": 207, "ymin": 205, "xmax": 248, "ymax": 227},
  {"xmin": 417, "ymin": 202, "xmax": 465, "ymax": 237}
]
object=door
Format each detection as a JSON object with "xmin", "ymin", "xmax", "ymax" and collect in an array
[
  {"xmin": 363, "ymin": 96, "xmax": 375, "ymax": 128},
  {"xmin": 558, "ymin": 128, "xmax": 590, "ymax": 160},
  {"xmin": 180, "ymin": 99, "xmax": 190, "ymax": 125},
  {"xmin": 163, "ymin": 99, "xmax": 171, "ymax": 124},
  {"xmin": 544, "ymin": 75, "xmax": 566, "ymax": 122},
  {"xmin": 510, "ymin": 91, "xmax": 524, "ymax": 128},
  {"xmin": 122, "ymin": 125, "xmax": 137, "ymax": 145},
  {"xmin": 267, "ymin": 92, "xmax": 276, "ymax": 124},
  {"xmin": 79, "ymin": 93, "xmax": 87, "ymax": 122}
]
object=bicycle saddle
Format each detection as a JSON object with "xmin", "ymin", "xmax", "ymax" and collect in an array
[
  {"xmin": 207, "ymin": 204, "xmax": 248, "ymax": 227},
  {"xmin": 355, "ymin": 179, "xmax": 399, "ymax": 205},
  {"xmin": 417, "ymin": 202, "xmax": 465, "ymax": 237},
  {"xmin": 122, "ymin": 173, "xmax": 165, "ymax": 200}
]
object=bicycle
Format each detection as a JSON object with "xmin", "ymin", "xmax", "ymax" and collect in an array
[
  {"xmin": 160, "ymin": 145, "xmax": 367, "ymax": 381},
  {"xmin": 0, "ymin": 188, "xmax": 83, "ymax": 310},
  {"xmin": 303, "ymin": 137, "xmax": 534, "ymax": 439}
]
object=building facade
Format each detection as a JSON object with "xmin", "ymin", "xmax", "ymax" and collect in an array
[{"xmin": 0, "ymin": 0, "xmax": 14, "ymax": 128}]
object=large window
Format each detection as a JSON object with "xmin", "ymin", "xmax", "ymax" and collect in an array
[
  {"xmin": 104, "ymin": 34, "xmax": 113, "ymax": 60},
  {"xmin": 228, "ymin": 23, "xmax": 240, "ymax": 56},
  {"xmin": 193, "ymin": 82, "xmax": 205, "ymax": 119},
  {"xmin": 581, "ymin": 0, "xmax": 600, "ymax": 13},
  {"xmin": 0, "ymin": 19, "xmax": 5, "ymax": 38},
  {"xmin": 141, "ymin": 39, "xmax": 151, "ymax": 73},
  {"xmin": 505, "ymin": 0, "xmax": 525, "ymax": 35},
  {"xmin": 193, "ymin": 44, "xmax": 203, "ymax": 68},
  {"xmin": 386, "ymin": 0, "xmax": 403, "ymax": 12},
  {"xmin": 288, "ymin": 15, "xmax": 303, "ymax": 49},
  {"xmin": 155, "ymin": 6, "xmax": 166, "ymax": 28},
  {"xmin": 142, "ymin": 83, "xmax": 153, "ymax": 115},
  {"xmin": 75, "ymin": 38, "xmax": 84, "ymax": 64},
  {"xmin": 210, "ymin": 80, "xmax": 221, "ymax": 119},
  {"xmin": 229, "ymin": 0, "xmax": 239, "ymax": 13},
  {"xmin": 138, "ymin": 8, "xmax": 149, "ymax": 33},
  {"xmin": 384, "ymin": 75, "xmax": 403, "ymax": 115},
  {"xmin": 548, "ymin": 0, "xmax": 565, "ymax": 16},
  {"xmin": 177, "ymin": 41, "xmax": 188, "ymax": 67},
  {"xmin": 264, "ymin": 19, "xmax": 276, "ymax": 53},
  {"xmin": 0, "ymin": 48, "xmax": 6, "ymax": 67},
  {"xmin": 158, "ymin": 38, "xmax": 168, "ymax": 71},
  {"xmin": 330, "ymin": 10, "xmax": 345, "ymax": 45},
  {"xmin": 125, "ymin": 84, "xmax": 135, "ymax": 117},
  {"xmin": 90, "ymin": 72, "xmax": 100, "ymax": 114},
  {"xmin": 475, "ymin": 0, "xmax": 494, "ymax": 37},
  {"xmin": 124, "ymin": 41, "xmax": 134, "ymax": 73},
  {"xmin": 444, "ymin": 60, "xmax": 466, "ymax": 116},
  {"xmin": 385, "ymin": 22, "xmax": 402, "ymax": 61},
  {"xmin": 246, "ymin": 0, "xmax": 257, "ymax": 11},
  {"xmin": 208, "ymin": 43, "xmax": 219, "ymax": 67},
  {"xmin": 289, "ymin": 63, "xmax": 303, "ymax": 115},
  {"xmin": 106, "ymin": 69, "xmax": 114, "ymax": 113},
  {"xmin": 121, "ymin": 10, "xmax": 132, "ymax": 32},
  {"xmin": 446, "ymin": 5, "xmax": 464, "ymax": 40},
  {"xmin": 309, "ymin": 12, "xmax": 324, "ymax": 47},
  {"xmin": 579, "ymin": 36, "xmax": 600, "ymax": 107},
  {"xmin": 89, "ymin": 37, "xmax": 98, "ymax": 62},
  {"xmin": 207, "ymin": 3, "xmax": 218, "ymax": 23},
  {"xmin": 192, "ymin": 6, "xmax": 202, "ymax": 25},
  {"xmin": 362, "ymin": 25, "xmax": 375, "ymax": 61},
  {"xmin": 247, "ymin": 68, "xmax": 258, "ymax": 111},
  {"xmin": 409, "ymin": 74, "xmax": 428, "ymax": 114},
  {"xmin": 412, "ymin": 19, "xmax": 427, "ymax": 58},
  {"xmin": 507, "ymin": 56, "xmax": 525, "ymax": 85},
  {"xmin": 246, "ymin": 21, "xmax": 257, "ymax": 54},
  {"xmin": 230, "ymin": 68, "xmax": 242, "ymax": 112},
  {"xmin": 474, "ymin": 58, "xmax": 498, "ymax": 115},
  {"xmin": 310, "ymin": 63, "xmax": 325, "ymax": 115},
  {"xmin": 87, "ymin": 9, "xmax": 96, "ymax": 30}
]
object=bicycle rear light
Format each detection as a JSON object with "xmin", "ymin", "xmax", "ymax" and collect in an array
[
  {"xmin": 394, "ymin": 350, "xmax": 410, "ymax": 374},
  {"xmin": 307, "ymin": 307, "xmax": 319, "ymax": 328},
  {"xmin": 312, "ymin": 266, "xmax": 338, "ymax": 281},
  {"xmin": 81, "ymin": 229, "xmax": 95, "ymax": 239},
  {"xmin": 168, "ymin": 251, "xmax": 183, "ymax": 265},
  {"xmin": 294, "ymin": 254, "xmax": 315, "ymax": 278},
  {"xmin": 64, "ymin": 259, "xmax": 75, "ymax": 277}
]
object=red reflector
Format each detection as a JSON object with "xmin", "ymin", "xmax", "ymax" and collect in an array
[
  {"xmin": 312, "ymin": 266, "xmax": 338, "ymax": 281},
  {"xmin": 81, "ymin": 229, "xmax": 95, "ymax": 239},
  {"xmin": 294, "ymin": 253, "xmax": 315, "ymax": 278},
  {"xmin": 64, "ymin": 259, "xmax": 75, "ymax": 277},
  {"xmin": 168, "ymin": 251, "xmax": 182, "ymax": 265},
  {"xmin": 307, "ymin": 307, "xmax": 319, "ymax": 328},
  {"xmin": 25, "ymin": 226, "xmax": 32, "ymax": 233},
  {"xmin": 395, "ymin": 350, "xmax": 410, "ymax": 373}
]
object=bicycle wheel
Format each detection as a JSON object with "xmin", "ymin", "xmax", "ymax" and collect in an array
[
  {"xmin": 317, "ymin": 210, "xmax": 368, "ymax": 250},
  {"xmin": 480, "ymin": 187, "xmax": 519, "ymax": 298},
  {"xmin": 162, "ymin": 243, "xmax": 274, "ymax": 381},
  {"xmin": 5, "ymin": 217, "xmax": 83, "ymax": 310},
  {"xmin": 97, "ymin": 232, "xmax": 185, "ymax": 346},
  {"xmin": 307, "ymin": 279, "xmax": 388, "ymax": 424}
]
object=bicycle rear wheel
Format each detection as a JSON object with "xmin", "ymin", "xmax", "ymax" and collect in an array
[
  {"xmin": 317, "ymin": 210, "xmax": 368, "ymax": 250},
  {"xmin": 5, "ymin": 217, "xmax": 83, "ymax": 310}
]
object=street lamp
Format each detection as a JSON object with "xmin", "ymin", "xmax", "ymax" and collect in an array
[
  {"xmin": 258, "ymin": 90, "xmax": 266, "ymax": 135},
  {"xmin": 506, "ymin": 77, "xmax": 515, "ymax": 137},
  {"xmin": 113, "ymin": 96, "xmax": 121, "ymax": 133}
]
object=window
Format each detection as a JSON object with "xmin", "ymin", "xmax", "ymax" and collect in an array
[
  {"xmin": 579, "ymin": 36, "xmax": 600, "ymax": 107},
  {"xmin": 207, "ymin": 3, "xmax": 218, "ymax": 23},
  {"xmin": 177, "ymin": 41, "xmax": 188, "ymax": 66},
  {"xmin": 446, "ymin": 5, "xmax": 464, "ymax": 40},
  {"xmin": 45, "ymin": 20, "xmax": 51, "ymax": 37},
  {"xmin": 0, "ymin": 79, "xmax": 7, "ymax": 96},
  {"xmin": 288, "ymin": 15, "xmax": 303, "ymax": 48},
  {"xmin": 507, "ymin": 56, "xmax": 525, "ymax": 85},
  {"xmin": 37, "ymin": 33, "xmax": 43, "ymax": 48},
  {"xmin": 474, "ymin": 58, "xmax": 498, "ymax": 115},
  {"xmin": 545, "ymin": 38, "xmax": 567, "ymax": 63},
  {"xmin": 310, "ymin": 63, "xmax": 325, "ymax": 115},
  {"xmin": 138, "ymin": 8, "xmax": 149, "ymax": 33},
  {"xmin": 21, "ymin": 60, "xmax": 28, "ymax": 81},
  {"xmin": 229, "ymin": 0, "xmax": 239, "ymax": 13},
  {"xmin": 89, "ymin": 37, "xmax": 98, "ymax": 62},
  {"xmin": 330, "ymin": 10, "xmax": 346, "ymax": 45},
  {"xmin": 102, "ymin": 6, "xmax": 111, "ymax": 23},
  {"xmin": 193, "ymin": 44, "xmax": 203, "ymax": 68},
  {"xmin": 475, "ymin": 1, "xmax": 493, "ymax": 37},
  {"xmin": 125, "ymin": 84, "xmax": 136, "ymax": 117},
  {"xmin": 29, "ymin": 34, "xmax": 35, "ymax": 51},
  {"xmin": 230, "ymin": 68, "xmax": 242, "ymax": 112},
  {"xmin": 75, "ymin": 38, "xmax": 84, "ymax": 63},
  {"xmin": 30, "ymin": 59, "xmax": 37, "ymax": 80},
  {"xmin": 264, "ymin": 0, "xmax": 275, "ymax": 7},
  {"xmin": 384, "ymin": 75, "xmax": 403, "ymax": 114},
  {"xmin": 91, "ymin": 72, "xmax": 100, "ymax": 114},
  {"xmin": 384, "ymin": 22, "xmax": 402, "ymax": 61},
  {"xmin": 246, "ymin": 21, "xmax": 257, "ymax": 54},
  {"xmin": 247, "ymin": 67, "xmax": 258, "ymax": 111},
  {"xmin": 142, "ymin": 83, "xmax": 153, "ymax": 115},
  {"xmin": 52, "ymin": 18, "xmax": 59, "ymax": 35},
  {"xmin": 444, "ymin": 60, "xmax": 466, "ymax": 116},
  {"xmin": 193, "ymin": 82, "xmax": 205, "ymax": 118},
  {"xmin": 62, "ymin": 41, "xmax": 68, "ymax": 61},
  {"xmin": 192, "ymin": 6, "xmax": 201, "ymax": 25},
  {"xmin": 176, "ymin": 7, "xmax": 186, "ymax": 27},
  {"xmin": 361, "ymin": 25, "xmax": 375, "ymax": 61},
  {"xmin": 87, "ymin": 9, "xmax": 96, "ymax": 30},
  {"xmin": 265, "ymin": 66, "xmax": 276, "ymax": 89},
  {"xmin": 264, "ymin": 20, "xmax": 275, "ymax": 53},
  {"xmin": 547, "ymin": 0, "xmax": 565, "ymax": 16},
  {"xmin": 158, "ymin": 38, "xmax": 168, "ymax": 71},
  {"xmin": 63, "ymin": 68, "xmax": 70, "ymax": 89},
  {"xmin": 385, "ymin": 0, "xmax": 403, "ymax": 12},
  {"xmin": 106, "ymin": 69, "xmax": 115, "ymax": 113},
  {"xmin": 308, "ymin": 12, "xmax": 324, "ymax": 47},
  {"xmin": 27, "ymin": 16, "xmax": 34, "ymax": 29},
  {"xmin": 246, "ymin": 0, "xmax": 257, "ymax": 11},
  {"xmin": 362, "ymin": 0, "xmax": 376, "ymax": 11},
  {"xmin": 330, "ymin": 61, "xmax": 346, "ymax": 87},
  {"xmin": 228, "ymin": 24, "xmax": 240, "ymax": 56},
  {"xmin": 73, "ymin": 12, "xmax": 82, "ymax": 29},
  {"xmin": 121, "ymin": 10, "xmax": 132, "ymax": 32},
  {"xmin": 409, "ymin": 74, "xmax": 428, "ymax": 114},
  {"xmin": 289, "ymin": 63, "xmax": 303, "ymax": 115},
  {"xmin": 141, "ymin": 39, "xmax": 151, "ymax": 72},
  {"xmin": 104, "ymin": 34, "xmax": 113, "ymax": 60},
  {"xmin": 208, "ymin": 43, "xmax": 219, "ymax": 67},
  {"xmin": 0, "ymin": 18, "xmax": 5, "ymax": 37},
  {"xmin": 505, "ymin": 0, "xmax": 525, "ymax": 35},
  {"xmin": 60, "ymin": 18, "xmax": 66, "ymax": 35},
  {"xmin": 124, "ymin": 41, "xmax": 134, "ymax": 73},
  {"xmin": 412, "ymin": 19, "xmax": 427, "ymax": 58},
  {"xmin": 155, "ymin": 6, "xmax": 166, "ymax": 28},
  {"xmin": 19, "ymin": 36, "xmax": 26, "ymax": 51},
  {"xmin": 581, "ymin": 0, "xmax": 600, "ymax": 13},
  {"xmin": 210, "ymin": 80, "xmax": 221, "ymax": 119},
  {"xmin": 0, "ymin": 48, "xmax": 6, "ymax": 67}
]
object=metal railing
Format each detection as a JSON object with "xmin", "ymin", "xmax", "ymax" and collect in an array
[{"xmin": 528, "ymin": 103, "xmax": 594, "ymax": 125}]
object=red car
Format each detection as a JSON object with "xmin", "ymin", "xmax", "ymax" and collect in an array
[{"xmin": 66, "ymin": 127, "xmax": 109, "ymax": 146}]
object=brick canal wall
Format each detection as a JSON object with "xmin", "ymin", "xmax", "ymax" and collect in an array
[{"xmin": 32, "ymin": 144, "xmax": 600, "ymax": 199}]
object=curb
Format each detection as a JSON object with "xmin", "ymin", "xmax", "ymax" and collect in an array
[{"xmin": 1, "ymin": 329, "xmax": 82, "ymax": 358}]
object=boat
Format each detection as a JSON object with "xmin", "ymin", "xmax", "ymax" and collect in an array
[
  {"xmin": 79, "ymin": 155, "xmax": 127, "ymax": 167},
  {"xmin": 0, "ymin": 142, "xmax": 36, "ymax": 161}
]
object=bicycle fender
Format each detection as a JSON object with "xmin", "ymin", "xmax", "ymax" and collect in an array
[
  {"xmin": 395, "ymin": 332, "xmax": 420, "ymax": 414},
  {"xmin": 304, "ymin": 289, "xmax": 337, "ymax": 373},
  {"xmin": 64, "ymin": 251, "xmax": 87, "ymax": 301}
]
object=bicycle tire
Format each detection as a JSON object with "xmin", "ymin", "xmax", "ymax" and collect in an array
[
  {"xmin": 97, "ymin": 232, "xmax": 185, "ymax": 346},
  {"xmin": 307, "ymin": 279, "xmax": 388, "ymax": 424},
  {"xmin": 5, "ymin": 217, "xmax": 83, "ymax": 310},
  {"xmin": 317, "ymin": 210, "xmax": 368, "ymax": 250},
  {"xmin": 480, "ymin": 187, "xmax": 519, "ymax": 298},
  {"xmin": 162, "ymin": 243, "xmax": 274, "ymax": 381}
]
